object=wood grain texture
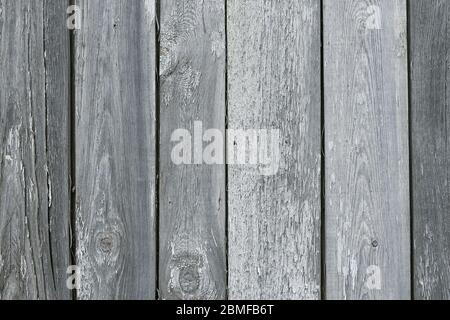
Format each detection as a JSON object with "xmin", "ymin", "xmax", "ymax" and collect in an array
[
  {"xmin": 75, "ymin": 0, "xmax": 156, "ymax": 299},
  {"xmin": 410, "ymin": 0, "xmax": 450, "ymax": 300},
  {"xmin": 227, "ymin": 0, "xmax": 322, "ymax": 299},
  {"xmin": 0, "ymin": 0, "xmax": 71, "ymax": 299},
  {"xmin": 324, "ymin": 0, "xmax": 410, "ymax": 300},
  {"xmin": 159, "ymin": 0, "xmax": 226, "ymax": 300}
]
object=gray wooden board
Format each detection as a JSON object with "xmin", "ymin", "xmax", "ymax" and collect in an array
[
  {"xmin": 159, "ymin": 0, "xmax": 227, "ymax": 300},
  {"xmin": 227, "ymin": 0, "xmax": 322, "ymax": 299},
  {"xmin": 75, "ymin": 0, "xmax": 156, "ymax": 299},
  {"xmin": 410, "ymin": 0, "xmax": 450, "ymax": 300},
  {"xmin": 0, "ymin": 0, "xmax": 71, "ymax": 299},
  {"xmin": 324, "ymin": 0, "xmax": 410, "ymax": 300}
]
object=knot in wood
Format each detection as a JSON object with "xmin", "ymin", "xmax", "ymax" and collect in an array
[
  {"xmin": 96, "ymin": 232, "xmax": 117, "ymax": 254},
  {"xmin": 179, "ymin": 264, "xmax": 200, "ymax": 294},
  {"xmin": 169, "ymin": 251, "xmax": 204, "ymax": 296}
]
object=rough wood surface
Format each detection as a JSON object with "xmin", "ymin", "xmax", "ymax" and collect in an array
[
  {"xmin": 324, "ymin": 0, "xmax": 410, "ymax": 300},
  {"xmin": 3, "ymin": 0, "xmax": 450, "ymax": 302},
  {"xmin": 0, "ymin": 0, "xmax": 71, "ymax": 299},
  {"xmin": 159, "ymin": 0, "xmax": 226, "ymax": 300},
  {"xmin": 410, "ymin": 0, "xmax": 450, "ymax": 300},
  {"xmin": 227, "ymin": 0, "xmax": 322, "ymax": 299},
  {"xmin": 75, "ymin": 0, "xmax": 156, "ymax": 299}
]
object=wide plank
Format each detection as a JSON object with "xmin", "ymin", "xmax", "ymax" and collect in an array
[
  {"xmin": 75, "ymin": 0, "xmax": 157, "ymax": 299},
  {"xmin": 324, "ymin": 0, "xmax": 410, "ymax": 299},
  {"xmin": 227, "ymin": 0, "xmax": 322, "ymax": 299}
]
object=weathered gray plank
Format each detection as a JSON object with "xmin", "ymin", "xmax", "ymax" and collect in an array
[
  {"xmin": 75, "ymin": 0, "xmax": 156, "ymax": 299},
  {"xmin": 324, "ymin": 0, "xmax": 410, "ymax": 299},
  {"xmin": 410, "ymin": 0, "xmax": 450, "ymax": 300},
  {"xmin": 0, "ymin": 0, "xmax": 71, "ymax": 299},
  {"xmin": 43, "ymin": 0, "xmax": 72, "ymax": 300},
  {"xmin": 159, "ymin": 0, "xmax": 226, "ymax": 299},
  {"xmin": 44, "ymin": 0, "xmax": 73, "ymax": 300},
  {"xmin": 227, "ymin": 0, "xmax": 322, "ymax": 299}
]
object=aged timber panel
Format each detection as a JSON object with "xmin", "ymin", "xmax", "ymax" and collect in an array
[
  {"xmin": 159, "ymin": 0, "xmax": 227, "ymax": 299},
  {"xmin": 227, "ymin": 0, "xmax": 322, "ymax": 299},
  {"xmin": 0, "ymin": 0, "xmax": 71, "ymax": 299},
  {"xmin": 410, "ymin": 0, "xmax": 450, "ymax": 300},
  {"xmin": 75, "ymin": 0, "xmax": 156, "ymax": 299},
  {"xmin": 324, "ymin": 0, "xmax": 410, "ymax": 299}
]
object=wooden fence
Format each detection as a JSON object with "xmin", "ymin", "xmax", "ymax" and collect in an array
[{"xmin": 0, "ymin": 0, "xmax": 449, "ymax": 300}]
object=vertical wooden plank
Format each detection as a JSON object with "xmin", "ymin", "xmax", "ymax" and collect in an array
[
  {"xmin": 75, "ymin": 0, "xmax": 156, "ymax": 299},
  {"xmin": 159, "ymin": 0, "xmax": 226, "ymax": 299},
  {"xmin": 324, "ymin": 0, "xmax": 410, "ymax": 299},
  {"xmin": 43, "ymin": 0, "xmax": 72, "ymax": 300},
  {"xmin": 0, "ymin": 0, "xmax": 71, "ymax": 299},
  {"xmin": 227, "ymin": 0, "xmax": 322, "ymax": 299},
  {"xmin": 410, "ymin": 0, "xmax": 450, "ymax": 300},
  {"xmin": 44, "ymin": 0, "xmax": 72, "ymax": 300}
]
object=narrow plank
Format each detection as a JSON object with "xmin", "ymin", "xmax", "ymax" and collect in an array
[
  {"xmin": 159, "ymin": 0, "xmax": 226, "ymax": 299},
  {"xmin": 0, "ymin": 0, "xmax": 71, "ymax": 299},
  {"xmin": 324, "ymin": 0, "xmax": 410, "ymax": 299},
  {"xmin": 227, "ymin": 0, "xmax": 322, "ymax": 299},
  {"xmin": 75, "ymin": 0, "xmax": 156, "ymax": 299},
  {"xmin": 410, "ymin": 0, "xmax": 450, "ymax": 300},
  {"xmin": 43, "ymin": 0, "xmax": 72, "ymax": 300}
]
